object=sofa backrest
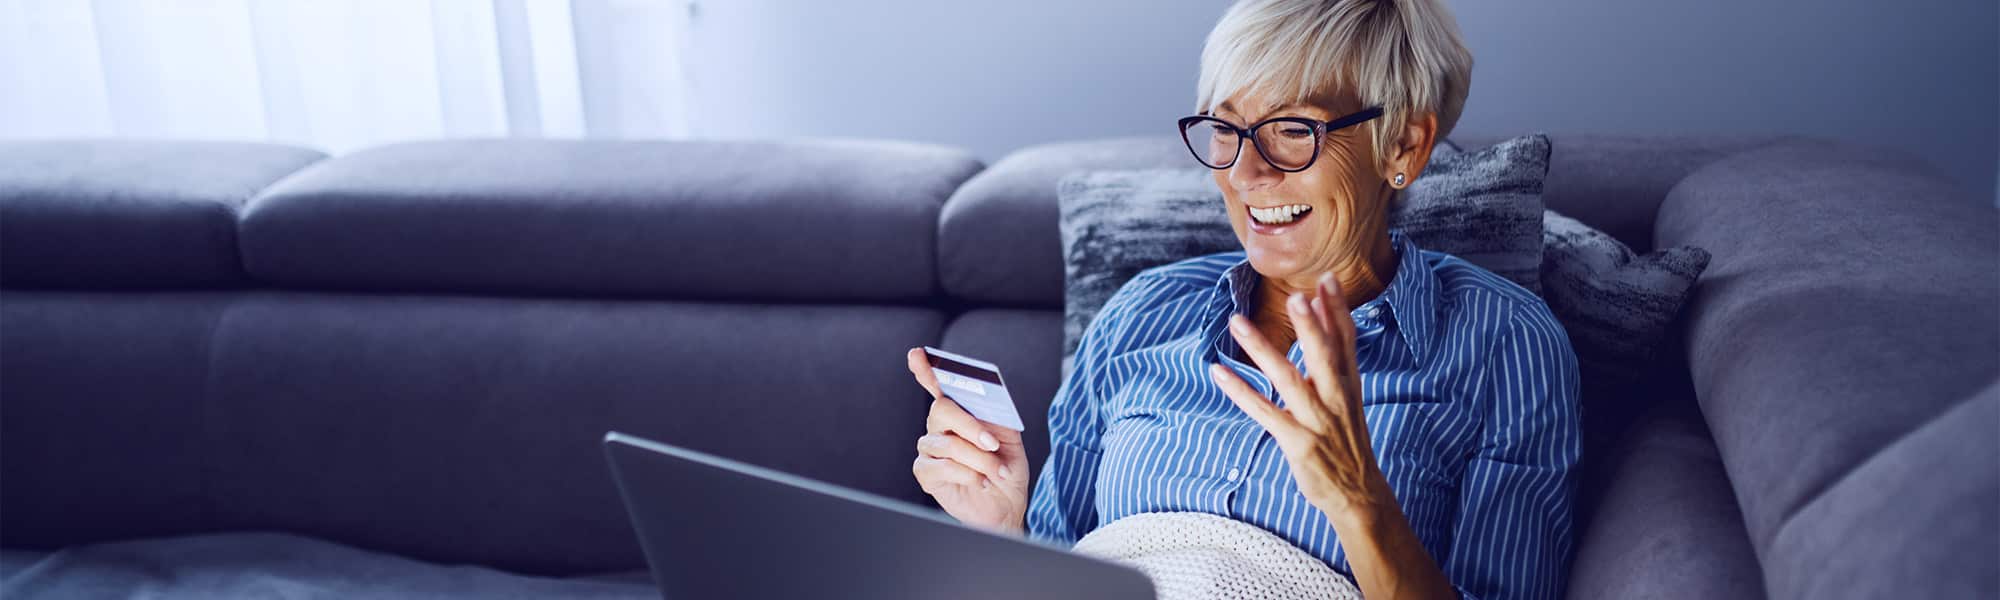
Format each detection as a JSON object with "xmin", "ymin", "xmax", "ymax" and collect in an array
[
  {"xmin": 0, "ymin": 138, "xmax": 985, "ymax": 575},
  {"xmin": 240, "ymin": 139, "xmax": 979, "ymax": 301},
  {"xmin": 0, "ymin": 141, "xmax": 327, "ymax": 288}
]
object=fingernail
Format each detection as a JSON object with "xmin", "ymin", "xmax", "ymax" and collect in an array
[
  {"xmin": 979, "ymin": 432, "xmax": 999, "ymax": 451},
  {"xmin": 999, "ymin": 465, "xmax": 1013, "ymax": 480},
  {"xmin": 1288, "ymin": 293, "xmax": 1306, "ymax": 312},
  {"xmin": 1229, "ymin": 314, "xmax": 1248, "ymax": 333},
  {"xmin": 1208, "ymin": 362, "xmax": 1226, "ymax": 378}
]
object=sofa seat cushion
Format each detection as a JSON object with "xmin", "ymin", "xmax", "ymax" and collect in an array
[
  {"xmin": 0, "ymin": 141, "xmax": 325, "ymax": 288},
  {"xmin": 0, "ymin": 532, "xmax": 654, "ymax": 599},
  {"xmin": 240, "ymin": 139, "xmax": 981, "ymax": 301},
  {"xmin": 1565, "ymin": 393, "xmax": 1764, "ymax": 600}
]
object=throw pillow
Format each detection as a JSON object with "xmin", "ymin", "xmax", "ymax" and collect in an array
[{"xmin": 1538, "ymin": 209, "xmax": 1711, "ymax": 384}]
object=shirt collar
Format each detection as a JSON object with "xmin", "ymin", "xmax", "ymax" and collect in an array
[{"xmin": 1205, "ymin": 229, "xmax": 1439, "ymax": 363}]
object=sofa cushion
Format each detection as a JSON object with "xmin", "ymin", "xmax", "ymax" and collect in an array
[
  {"xmin": 0, "ymin": 141, "xmax": 325, "ymax": 288},
  {"xmin": 1564, "ymin": 393, "xmax": 1764, "ymax": 600},
  {"xmin": 0, "ymin": 291, "xmax": 237, "ymax": 548},
  {"xmin": 1657, "ymin": 139, "xmax": 1999, "ymax": 599},
  {"xmin": 1762, "ymin": 380, "xmax": 1998, "ymax": 599},
  {"xmin": 240, "ymin": 139, "xmax": 981, "ymax": 301},
  {"xmin": 940, "ymin": 137, "xmax": 1188, "ymax": 307},
  {"xmin": 198, "ymin": 292, "xmax": 944, "ymax": 574},
  {"xmin": 0, "ymin": 532, "xmax": 654, "ymax": 599}
]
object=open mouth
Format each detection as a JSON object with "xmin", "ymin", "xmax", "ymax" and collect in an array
[{"xmin": 1248, "ymin": 203, "xmax": 1313, "ymax": 228}]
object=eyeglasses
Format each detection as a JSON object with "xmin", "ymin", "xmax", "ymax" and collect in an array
[{"xmin": 1177, "ymin": 106, "xmax": 1383, "ymax": 172}]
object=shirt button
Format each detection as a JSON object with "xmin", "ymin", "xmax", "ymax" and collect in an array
[
  {"xmin": 1361, "ymin": 306, "xmax": 1382, "ymax": 319},
  {"xmin": 1225, "ymin": 467, "xmax": 1242, "ymax": 482}
]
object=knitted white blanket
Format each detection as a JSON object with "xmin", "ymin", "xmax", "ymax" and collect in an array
[{"xmin": 1072, "ymin": 512, "xmax": 1363, "ymax": 600}]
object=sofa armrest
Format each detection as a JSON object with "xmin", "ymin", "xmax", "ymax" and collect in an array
[{"xmin": 1656, "ymin": 139, "xmax": 1998, "ymax": 598}]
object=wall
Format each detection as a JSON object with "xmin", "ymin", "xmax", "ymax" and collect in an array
[{"xmin": 685, "ymin": 0, "xmax": 1999, "ymax": 203}]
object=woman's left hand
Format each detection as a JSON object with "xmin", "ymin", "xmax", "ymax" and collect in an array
[{"xmin": 1208, "ymin": 272, "xmax": 1396, "ymax": 517}]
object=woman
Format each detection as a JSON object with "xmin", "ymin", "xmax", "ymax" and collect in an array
[{"xmin": 910, "ymin": 0, "xmax": 1580, "ymax": 598}]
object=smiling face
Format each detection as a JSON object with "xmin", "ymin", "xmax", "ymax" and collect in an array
[{"xmin": 1211, "ymin": 90, "xmax": 1396, "ymax": 291}]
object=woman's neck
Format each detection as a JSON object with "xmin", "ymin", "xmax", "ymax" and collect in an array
[{"xmin": 1247, "ymin": 232, "xmax": 1398, "ymax": 352}]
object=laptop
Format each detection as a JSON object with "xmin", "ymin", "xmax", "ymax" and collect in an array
[{"xmin": 603, "ymin": 431, "xmax": 1154, "ymax": 600}]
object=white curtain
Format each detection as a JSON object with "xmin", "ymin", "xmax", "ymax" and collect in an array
[{"xmin": 0, "ymin": 0, "xmax": 691, "ymax": 154}]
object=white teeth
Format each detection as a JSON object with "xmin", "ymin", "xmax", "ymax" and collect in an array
[{"xmin": 1250, "ymin": 204, "xmax": 1311, "ymax": 225}]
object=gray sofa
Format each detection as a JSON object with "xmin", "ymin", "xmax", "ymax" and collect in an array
[{"xmin": 1, "ymin": 134, "xmax": 1993, "ymax": 599}]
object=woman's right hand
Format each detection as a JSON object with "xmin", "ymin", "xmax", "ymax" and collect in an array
[{"xmin": 907, "ymin": 347, "xmax": 1030, "ymax": 535}]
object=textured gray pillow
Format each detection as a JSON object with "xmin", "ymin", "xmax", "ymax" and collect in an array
[
  {"xmin": 1057, "ymin": 167, "xmax": 1237, "ymax": 364},
  {"xmin": 1538, "ymin": 210, "xmax": 1711, "ymax": 382},
  {"xmin": 1056, "ymin": 133, "xmax": 1551, "ymax": 362}
]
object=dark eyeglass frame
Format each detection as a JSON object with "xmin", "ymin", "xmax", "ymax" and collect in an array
[{"xmin": 1177, "ymin": 106, "xmax": 1384, "ymax": 172}]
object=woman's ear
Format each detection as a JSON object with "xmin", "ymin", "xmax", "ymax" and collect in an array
[{"xmin": 1383, "ymin": 112, "xmax": 1439, "ymax": 189}]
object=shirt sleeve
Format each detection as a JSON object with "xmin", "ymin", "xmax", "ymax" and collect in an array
[
  {"xmin": 1444, "ymin": 304, "xmax": 1583, "ymax": 600},
  {"xmin": 1024, "ymin": 275, "xmax": 1160, "ymax": 545}
]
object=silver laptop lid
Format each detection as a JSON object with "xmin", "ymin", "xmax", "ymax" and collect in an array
[{"xmin": 603, "ymin": 431, "xmax": 1154, "ymax": 600}]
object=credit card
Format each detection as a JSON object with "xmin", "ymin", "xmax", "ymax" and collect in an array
[{"xmin": 922, "ymin": 346, "xmax": 1025, "ymax": 431}]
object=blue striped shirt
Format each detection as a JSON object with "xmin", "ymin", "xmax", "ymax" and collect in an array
[{"xmin": 1027, "ymin": 229, "xmax": 1581, "ymax": 600}]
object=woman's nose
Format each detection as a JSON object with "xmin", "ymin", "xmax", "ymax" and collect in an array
[{"xmin": 1226, "ymin": 141, "xmax": 1283, "ymax": 192}]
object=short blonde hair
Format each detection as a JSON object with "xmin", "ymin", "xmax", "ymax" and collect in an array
[{"xmin": 1195, "ymin": 0, "xmax": 1474, "ymax": 165}]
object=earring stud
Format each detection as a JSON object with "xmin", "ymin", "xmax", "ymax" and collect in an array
[{"xmin": 1393, "ymin": 173, "xmax": 1406, "ymax": 187}]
